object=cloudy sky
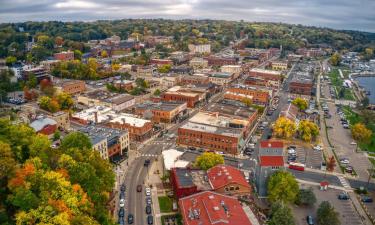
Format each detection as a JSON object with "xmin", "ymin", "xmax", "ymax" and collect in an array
[{"xmin": 0, "ymin": 0, "xmax": 374, "ymax": 32}]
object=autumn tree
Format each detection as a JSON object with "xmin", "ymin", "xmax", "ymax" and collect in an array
[
  {"xmin": 291, "ymin": 98, "xmax": 308, "ymax": 111},
  {"xmin": 0, "ymin": 141, "xmax": 16, "ymax": 180},
  {"xmin": 5, "ymin": 56, "xmax": 17, "ymax": 66},
  {"xmin": 351, "ymin": 123, "xmax": 372, "ymax": 144},
  {"xmin": 153, "ymin": 89, "xmax": 161, "ymax": 96},
  {"xmin": 74, "ymin": 49, "xmax": 82, "ymax": 60},
  {"xmin": 267, "ymin": 170, "xmax": 299, "ymax": 204},
  {"xmin": 298, "ymin": 120, "xmax": 320, "ymax": 142},
  {"xmin": 112, "ymin": 63, "xmax": 121, "ymax": 72},
  {"xmin": 326, "ymin": 156, "xmax": 336, "ymax": 172},
  {"xmin": 56, "ymin": 92, "xmax": 74, "ymax": 110},
  {"xmin": 241, "ymin": 98, "xmax": 253, "ymax": 107},
  {"xmin": 157, "ymin": 64, "xmax": 171, "ymax": 73},
  {"xmin": 40, "ymin": 79, "xmax": 55, "ymax": 96},
  {"xmin": 101, "ymin": 50, "xmax": 108, "ymax": 58},
  {"xmin": 330, "ymin": 52, "xmax": 342, "ymax": 66},
  {"xmin": 194, "ymin": 152, "xmax": 224, "ymax": 170},
  {"xmin": 273, "ymin": 117, "xmax": 297, "ymax": 139}
]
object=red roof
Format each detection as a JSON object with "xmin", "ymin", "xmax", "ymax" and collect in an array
[
  {"xmin": 207, "ymin": 165, "xmax": 250, "ymax": 190},
  {"xmin": 179, "ymin": 191, "xmax": 253, "ymax": 225},
  {"xmin": 259, "ymin": 156, "xmax": 284, "ymax": 167},
  {"xmin": 260, "ymin": 140, "xmax": 284, "ymax": 148}
]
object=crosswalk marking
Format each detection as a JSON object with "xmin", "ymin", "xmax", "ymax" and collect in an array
[
  {"xmin": 140, "ymin": 154, "xmax": 158, "ymax": 157},
  {"xmin": 338, "ymin": 176, "xmax": 351, "ymax": 188}
]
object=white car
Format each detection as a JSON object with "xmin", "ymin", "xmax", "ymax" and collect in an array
[
  {"xmin": 145, "ymin": 187, "xmax": 151, "ymax": 196},
  {"xmin": 119, "ymin": 199, "xmax": 125, "ymax": 208},
  {"xmin": 350, "ymin": 141, "xmax": 357, "ymax": 145},
  {"xmin": 340, "ymin": 159, "xmax": 350, "ymax": 164},
  {"xmin": 288, "ymin": 149, "xmax": 296, "ymax": 154},
  {"xmin": 313, "ymin": 145, "xmax": 323, "ymax": 151}
]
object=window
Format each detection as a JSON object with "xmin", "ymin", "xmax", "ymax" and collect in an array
[
  {"xmin": 229, "ymin": 186, "xmax": 235, "ymax": 191},
  {"xmin": 235, "ymin": 187, "xmax": 240, "ymax": 190},
  {"xmin": 225, "ymin": 187, "xmax": 229, "ymax": 192}
]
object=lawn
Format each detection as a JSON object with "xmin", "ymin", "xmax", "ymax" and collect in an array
[
  {"xmin": 342, "ymin": 106, "xmax": 375, "ymax": 152},
  {"xmin": 328, "ymin": 68, "xmax": 356, "ymax": 101},
  {"xmin": 158, "ymin": 196, "xmax": 174, "ymax": 213}
]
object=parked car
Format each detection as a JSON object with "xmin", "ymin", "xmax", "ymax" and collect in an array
[
  {"xmin": 127, "ymin": 214, "xmax": 134, "ymax": 224},
  {"xmin": 137, "ymin": 185, "xmax": 142, "ymax": 192},
  {"xmin": 118, "ymin": 208, "xmax": 125, "ymax": 217},
  {"xmin": 119, "ymin": 192, "xmax": 125, "ymax": 201},
  {"xmin": 146, "ymin": 197, "xmax": 152, "ymax": 205},
  {"xmin": 350, "ymin": 141, "xmax": 357, "ymax": 145},
  {"xmin": 345, "ymin": 166, "xmax": 353, "ymax": 174},
  {"xmin": 188, "ymin": 146, "xmax": 196, "ymax": 151},
  {"xmin": 338, "ymin": 192, "xmax": 349, "ymax": 200},
  {"xmin": 120, "ymin": 184, "xmax": 126, "ymax": 192},
  {"xmin": 340, "ymin": 158, "xmax": 350, "ymax": 164},
  {"xmin": 147, "ymin": 215, "xmax": 154, "ymax": 225},
  {"xmin": 144, "ymin": 159, "xmax": 151, "ymax": 166},
  {"xmin": 119, "ymin": 198, "xmax": 125, "ymax": 207},
  {"xmin": 145, "ymin": 187, "xmax": 151, "ymax": 196},
  {"xmin": 306, "ymin": 215, "xmax": 314, "ymax": 225},
  {"xmin": 288, "ymin": 148, "xmax": 296, "ymax": 154},
  {"xmin": 118, "ymin": 217, "xmax": 125, "ymax": 225},
  {"xmin": 313, "ymin": 145, "xmax": 323, "ymax": 151},
  {"xmin": 146, "ymin": 205, "xmax": 152, "ymax": 214},
  {"xmin": 361, "ymin": 196, "xmax": 373, "ymax": 203}
]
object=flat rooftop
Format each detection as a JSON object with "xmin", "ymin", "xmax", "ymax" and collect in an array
[
  {"xmin": 175, "ymin": 168, "xmax": 211, "ymax": 191},
  {"xmin": 135, "ymin": 101, "xmax": 186, "ymax": 112},
  {"xmin": 78, "ymin": 125, "xmax": 127, "ymax": 145},
  {"xmin": 207, "ymin": 100, "xmax": 257, "ymax": 120},
  {"xmin": 250, "ymin": 68, "xmax": 282, "ymax": 75}
]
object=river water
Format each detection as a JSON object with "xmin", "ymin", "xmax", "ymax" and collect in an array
[{"xmin": 355, "ymin": 76, "xmax": 375, "ymax": 104}]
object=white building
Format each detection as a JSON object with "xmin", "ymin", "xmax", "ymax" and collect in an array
[{"xmin": 188, "ymin": 44, "xmax": 211, "ymax": 54}]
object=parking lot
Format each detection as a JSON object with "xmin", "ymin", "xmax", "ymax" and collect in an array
[
  {"xmin": 285, "ymin": 145, "xmax": 323, "ymax": 170},
  {"xmin": 292, "ymin": 184, "xmax": 362, "ymax": 225}
]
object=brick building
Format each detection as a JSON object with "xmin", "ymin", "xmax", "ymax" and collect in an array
[
  {"xmin": 54, "ymin": 51, "xmax": 74, "ymax": 61},
  {"xmin": 59, "ymin": 80, "xmax": 86, "ymax": 95},
  {"xmin": 224, "ymin": 84, "xmax": 271, "ymax": 106},
  {"xmin": 289, "ymin": 72, "xmax": 314, "ymax": 95},
  {"xmin": 133, "ymin": 101, "xmax": 188, "ymax": 123},
  {"xmin": 249, "ymin": 68, "xmax": 282, "ymax": 81},
  {"xmin": 179, "ymin": 191, "xmax": 253, "ymax": 225},
  {"xmin": 161, "ymin": 86, "xmax": 206, "ymax": 108},
  {"xmin": 177, "ymin": 111, "xmax": 251, "ymax": 154},
  {"xmin": 170, "ymin": 168, "xmax": 211, "ymax": 199},
  {"xmin": 113, "ymin": 80, "xmax": 134, "ymax": 92},
  {"xmin": 150, "ymin": 58, "xmax": 173, "ymax": 66},
  {"xmin": 207, "ymin": 165, "xmax": 251, "ymax": 196},
  {"xmin": 179, "ymin": 75, "xmax": 210, "ymax": 86},
  {"xmin": 204, "ymin": 56, "xmax": 237, "ymax": 66}
]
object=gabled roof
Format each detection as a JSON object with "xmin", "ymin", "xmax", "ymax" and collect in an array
[
  {"xmin": 30, "ymin": 117, "xmax": 57, "ymax": 132},
  {"xmin": 260, "ymin": 140, "xmax": 284, "ymax": 148},
  {"xmin": 207, "ymin": 165, "xmax": 250, "ymax": 190},
  {"xmin": 259, "ymin": 156, "xmax": 284, "ymax": 167},
  {"xmin": 179, "ymin": 191, "xmax": 253, "ymax": 225}
]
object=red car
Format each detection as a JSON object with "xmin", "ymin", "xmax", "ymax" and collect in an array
[{"xmin": 137, "ymin": 185, "xmax": 142, "ymax": 192}]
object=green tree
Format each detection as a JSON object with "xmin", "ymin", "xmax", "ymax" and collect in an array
[
  {"xmin": 295, "ymin": 188, "xmax": 317, "ymax": 206},
  {"xmin": 38, "ymin": 96, "xmax": 52, "ymax": 111},
  {"xmin": 26, "ymin": 74, "xmax": 37, "ymax": 88},
  {"xmin": 351, "ymin": 123, "xmax": 372, "ymax": 144},
  {"xmin": 268, "ymin": 202, "xmax": 295, "ymax": 225},
  {"xmin": 10, "ymin": 188, "xmax": 40, "ymax": 211},
  {"xmin": 61, "ymin": 132, "xmax": 92, "ymax": 150},
  {"xmin": 298, "ymin": 120, "xmax": 320, "ymax": 142},
  {"xmin": 292, "ymin": 98, "xmax": 308, "ymax": 111},
  {"xmin": 330, "ymin": 52, "xmax": 342, "ymax": 66},
  {"xmin": 317, "ymin": 201, "xmax": 340, "ymax": 225},
  {"xmin": 5, "ymin": 56, "xmax": 17, "ymax": 66},
  {"xmin": 267, "ymin": 170, "xmax": 299, "ymax": 204},
  {"xmin": 153, "ymin": 89, "xmax": 161, "ymax": 96},
  {"xmin": 53, "ymin": 131, "xmax": 61, "ymax": 141},
  {"xmin": 241, "ymin": 98, "xmax": 252, "ymax": 107},
  {"xmin": 74, "ymin": 50, "xmax": 83, "ymax": 60},
  {"xmin": 29, "ymin": 134, "xmax": 51, "ymax": 160},
  {"xmin": 194, "ymin": 152, "xmax": 224, "ymax": 170}
]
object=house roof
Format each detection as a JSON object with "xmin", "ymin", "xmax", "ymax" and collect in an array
[
  {"xmin": 178, "ymin": 191, "xmax": 253, "ymax": 225},
  {"xmin": 259, "ymin": 156, "xmax": 284, "ymax": 167},
  {"xmin": 260, "ymin": 140, "xmax": 284, "ymax": 149},
  {"xmin": 207, "ymin": 165, "xmax": 250, "ymax": 190},
  {"xmin": 30, "ymin": 117, "xmax": 57, "ymax": 132}
]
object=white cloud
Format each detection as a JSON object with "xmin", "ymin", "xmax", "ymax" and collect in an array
[{"xmin": 54, "ymin": 0, "xmax": 101, "ymax": 9}]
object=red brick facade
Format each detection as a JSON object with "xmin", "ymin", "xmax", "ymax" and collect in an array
[
  {"xmin": 289, "ymin": 82, "xmax": 313, "ymax": 95},
  {"xmin": 162, "ymin": 93, "xmax": 199, "ymax": 108},
  {"xmin": 225, "ymin": 87, "xmax": 270, "ymax": 105}
]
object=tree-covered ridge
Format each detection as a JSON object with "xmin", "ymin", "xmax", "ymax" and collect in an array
[
  {"xmin": 0, "ymin": 19, "xmax": 374, "ymax": 58},
  {"xmin": 0, "ymin": 119, "xmax": 116, "ymax": 225}
]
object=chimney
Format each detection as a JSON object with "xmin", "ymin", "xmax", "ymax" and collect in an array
[{"xmin": 94, "ymin": 111, "xmax": 98, "ymax": 123}]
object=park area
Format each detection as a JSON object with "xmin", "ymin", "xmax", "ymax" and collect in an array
[
  {"xmin": 328, "ymin": 68, "xmax": 356, "ymax": 101},
  {"xmin": 342, "ymin": 106, "xmax": 375, "ymax": 152}
]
